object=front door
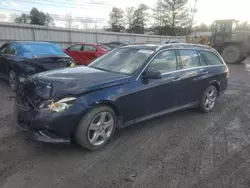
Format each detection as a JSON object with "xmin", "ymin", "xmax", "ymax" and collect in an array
[
  {"xmin": 145, "ymin": 50, "xmax": 181, "ymax": 114},
  {"xmin": 176, "ymin": 49, "xmax": 208, "ymax": 106},
  {"xmin": 118, "ymin": 50, "xmax": 181, "ymax": 123}
]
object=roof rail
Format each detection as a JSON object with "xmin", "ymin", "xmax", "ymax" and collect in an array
[{"xmin": 156, "ymin": 43, "xmax": 212, "ymax": 51}]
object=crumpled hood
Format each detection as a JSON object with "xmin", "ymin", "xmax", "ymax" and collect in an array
[{"xmin": 31, "ymin": 66, "xmax": 130, "ymax": 99}]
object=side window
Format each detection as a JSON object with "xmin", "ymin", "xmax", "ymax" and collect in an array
[
  {"xmin": 178, "ymin": 50, "xmax": 200, "ymax": 69},
  {"xmin": 8, "ymin": 44, "xmax": 17, "ymax": 55},
  {"xmin": 2, "ymin": 44, "xmax": 17, "ymax": 55},
  {"xmin": 0, "ymin": 43, "xmax": 9, "ymax": 53},
  {"xmin": 200, "ymin": 51, "xmax": 223, "ymax": 65},
  {"xmin": 197, "ymin": 52, "xmax": 207, "ymax": 66},
  {"xmin": 148, "ymin": 50, "xmax": 177, "ymax": 73},
  {"xmin": 83, "ymin": 45, "xmax": 96, "ymax": 52},
  {"xmin": 67, "ymin": 45, "xmax": 82, "ymax": 51}
]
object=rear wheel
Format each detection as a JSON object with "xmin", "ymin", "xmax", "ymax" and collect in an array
[
  {"xmin": 200, "ymin": 85, "xmax": 218, "ymax": 113},
  {"xmin": 221, "ymin": 45, "xmax": 245, "ymax": 64},
  {"xmin": 9, "ymin": 70, "xmax": 18, "ymax": 92},
  {"xmin": 75, "ymin": 106, "xmax": 117, "ymax": 151}
]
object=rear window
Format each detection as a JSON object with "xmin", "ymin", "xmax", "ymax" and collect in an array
[
  {"xmin": 200, "ymin": 51, "xmax": 223, "ymax": 65},
  {"xmin": 178, "ymin": 50, "xmax": 200, "ymax": 69},
  {"xmin": 20, "ymin": 43, "xmax": 65, "ymax": 58}
]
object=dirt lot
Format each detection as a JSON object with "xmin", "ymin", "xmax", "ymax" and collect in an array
[{"xmin": 1, "ymin": 60, "xmax": 250, "ymax": 188}]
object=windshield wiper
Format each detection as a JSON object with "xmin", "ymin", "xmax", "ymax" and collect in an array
[
  {"xmin": 89, "ymin": 66, "xmax": 130, "ymax": 75},
  {"xmin": 89, "ymin": 66, "xmax": 109, "ymax": 72}
]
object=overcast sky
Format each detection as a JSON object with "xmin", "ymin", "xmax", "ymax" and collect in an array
[{"xmin": 0, "ymin": 0, "xmax": 250, "ymax": 28}]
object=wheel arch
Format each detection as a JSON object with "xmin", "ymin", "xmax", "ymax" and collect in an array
[
  {"xmin": 97, "ymin": 100, "xmax": 120, "ymax": 117},
  {"xmin": 208, "ymin": 80, "xmax": 220, "ymax": 94}
]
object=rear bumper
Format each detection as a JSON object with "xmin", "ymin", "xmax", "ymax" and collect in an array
[{"xmin": 219, "ymin": 79, "xmax": 228, "ymax": 96}]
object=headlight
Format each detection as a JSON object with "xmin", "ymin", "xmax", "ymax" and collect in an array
[{"xmin": 39, "ymin": 97, "xmax": 76, "ymax": 112}]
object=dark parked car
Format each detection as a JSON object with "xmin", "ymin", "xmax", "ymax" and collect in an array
[
  {"xmin": 103, "ymin": 41, "xmax": 130, "ymax": 49},
  {"xmin": 165, "ymin": 39, "xmax": 183, "ymax": 44},
  {"xmin": 15, "ymin": 43, "xmax": 229, "ymax": 150},
  {"xmin": 0, "ymin": 41, "xmax": 75, "ymax": 91},
  {"xmin": 64, "ymin": 43, "xmax": 110, "ymax": 65}
]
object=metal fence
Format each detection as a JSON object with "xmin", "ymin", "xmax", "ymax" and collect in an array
[{"xmin": 0, "ymin": 22, "xmax": 186, "ymax": 48}]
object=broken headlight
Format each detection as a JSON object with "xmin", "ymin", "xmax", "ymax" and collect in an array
[{"xmin": 39, "ymin": 97, "xmax": 76, "ymax": 112}]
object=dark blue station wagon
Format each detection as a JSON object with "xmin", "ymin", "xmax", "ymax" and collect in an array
[{"xmin": 15, "ymin": 43, "xmax": 229, "ymax": 150}]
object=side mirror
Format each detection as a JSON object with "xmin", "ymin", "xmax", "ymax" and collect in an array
[{"xmin": 143, "ymin": 69, "xmax": 162, "ymax": 79}]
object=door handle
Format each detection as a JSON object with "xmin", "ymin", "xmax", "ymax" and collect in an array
[
  {"xmin": 200, "ymin": 69, "xmax": 209, "ymax": 74},
  {"xmin": 172, "ymin": 77, "xmax": 181, "ymax": 81}
]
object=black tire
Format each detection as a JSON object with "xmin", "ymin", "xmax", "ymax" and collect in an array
[
  {"xmin": 9, "ymin": 70, "xmax": 18, "ymax": 92},
  {"xmin": 75, "ymin": 105, "xmax": 117, "ymax": 151},
  {"xmin": 221, "ymin": 45, "xmax": 241, "ymax": 64},
  {"xmin": 238, "ymin": 54, "xmax": 248, "ymax": 64},
  {"xmin": 200, "ymin": 85, "xmax": 218, "ymax": 113}
]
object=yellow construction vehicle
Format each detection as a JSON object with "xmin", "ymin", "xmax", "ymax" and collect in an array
[
  {"xmin": 186, "ymin": 35, "xmax": 209, "ymax": 45},
  {"xmin": 187, "ymin": 19, "xmax": 250, "ymax": 64}
]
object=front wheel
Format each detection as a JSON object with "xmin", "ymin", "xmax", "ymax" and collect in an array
[
  {"xmin": 200, "ymin": 85, "xmax": 218, "ymax": 113},
  {"xmin": 75, "ymin": 106, "xmax": 117, "ymax": 151}
]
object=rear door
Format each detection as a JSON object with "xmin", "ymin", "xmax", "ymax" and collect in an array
[
  {"xmin": 64, "ymin": 44, "xmax": 83, "ymax": 64},
  {"xmin": 177, "ymin": 49, "xmax": 208, "ymax": 106},
  {"xmin": 199, "ymin": 50, "xmax": 228, "ymax": 92},
  {"xmin": 82, "ymin": 45, "xmax": 98, "ymax": 65},
  {"xmin": 0, "ymin": 43, "xmax": 9, "ymax": 75}
]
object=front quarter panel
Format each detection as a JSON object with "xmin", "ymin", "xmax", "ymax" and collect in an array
[{"xmin": 76, "ymin": 79, "xmax": 148, "ymax": 126}]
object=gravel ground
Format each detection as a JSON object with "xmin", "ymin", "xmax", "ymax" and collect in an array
[{"xmin": 1, "ymin": 59, "xmax": 250, "ymax": 188}]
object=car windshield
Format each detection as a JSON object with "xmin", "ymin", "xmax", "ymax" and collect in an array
[
  {"xmin": 88, "ymin": 48, "xmax": 154, "ymax": 75},
  {"xmin": 98, "ymin": 44, "xmax": 111, "ymax": 51},
  {"xmin": 20, "ymin": 43, "xmax": 65, "ymax": 58}
]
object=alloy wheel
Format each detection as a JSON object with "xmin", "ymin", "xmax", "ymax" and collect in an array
[
  {"xmin": 204, "ymin": 87, "xmax": 217, "ymax": 111},
  {"xmin": 88, "ymin": 112, "xmax": 114, "ymax": 146}
]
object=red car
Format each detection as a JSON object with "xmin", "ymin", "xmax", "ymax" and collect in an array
[{"xmin": 64, "ymin": 43, "xmax": 110, "ymax": 65}]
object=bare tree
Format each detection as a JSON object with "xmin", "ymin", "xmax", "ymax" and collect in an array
[
  {"xmin": 65, "ymin": 13, "xmax": 73, "ymax": 29},
  {"xmin": 81, "ymin": 17, "xmax": 93, "ymax": 30}
]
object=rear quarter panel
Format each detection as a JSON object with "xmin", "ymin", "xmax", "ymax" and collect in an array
[{"xmin": 200, "ymin": 65, "xmax": 228, "ymax": 95}]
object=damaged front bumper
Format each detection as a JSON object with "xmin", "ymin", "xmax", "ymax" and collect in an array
[
  {"xmin": 17, "ymin": 123, "xmax": 71, "ymax": 144},
  {"xmin": 14, "ymin": 105, "xmax": 82, "ymax": 144}
]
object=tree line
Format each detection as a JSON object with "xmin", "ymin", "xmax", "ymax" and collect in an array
[
  {"xmin": 107, "ymin": 0, "xmax": 192, "ymax": 36},
  {"xmin": 13, "ymin": 2, "xmax": 250, "ymax": 36},
  {"xmin": 14, "ymin": 7, "xmax": 54, "ymax": 26},
  {"xmin": 14, "ymin": 1, "xmax": 225, "ymax": 36}
]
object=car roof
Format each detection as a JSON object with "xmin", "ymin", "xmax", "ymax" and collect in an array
[
  {"xmin": 10, "ymin": 41, "xmax": 53, "ymax": 45},
  {"xmin": 119, "ymin": 44, "xmax": 161, "ymax": 50},
  {"xmin": 118, "ymin": 43, "xmax": 215, "ymax": 52},
  {"xmin": 156, "ymin": 43, "xmax": 214, "ymax": 52},
  {"xmin": 70, "ymin": 43, "xmax": 96, "ymax": 45}
]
